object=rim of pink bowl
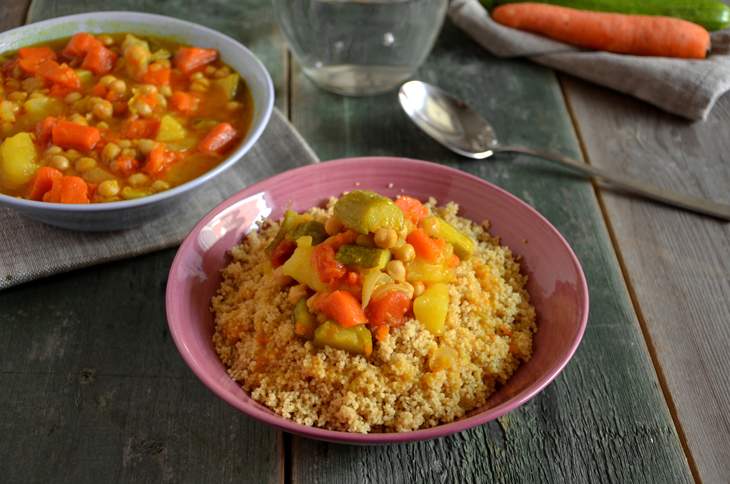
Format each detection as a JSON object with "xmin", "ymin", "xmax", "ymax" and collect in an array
[{"xmin": 166, "ymin": 156, "xmax": 589, "ymax": 444}]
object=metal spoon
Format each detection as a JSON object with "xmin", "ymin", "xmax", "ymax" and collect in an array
[{"xmin": 398, "ymin": 80, "xmax": 730, "ymax": 221}]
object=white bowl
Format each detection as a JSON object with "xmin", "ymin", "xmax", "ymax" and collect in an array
[{"xmin": 0, "ymin": 12, "xmax": 274, "ymax": 231}]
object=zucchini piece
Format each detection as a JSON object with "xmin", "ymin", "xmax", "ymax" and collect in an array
[
  {"xmin": 292, "ymin": 299, "xmax": 316, "ymax": 339},
  {"xmin": 288, "ymin": 220, "xmax": 327, "ymax": 245},
  {"xmin": 421, "ymin": 216, "xmax": 475, "ymax": 260},
  {"xmin": 313, "ymin": 321, "xmax": 373, "ymax": 357},
  {"xmin": 336, "ymin": 245, "xmax": 391, "ymax": 269},
  {"xmin": 333, "ymin": 190, "xmax": 404, "ymax": 234},
  {"xmin": 265, "ymin": 210, "xmax": 308, "ymax": 255},
  {"xmin": 491, "ymin": 0, "xmax": 730, "ymax": 31}
]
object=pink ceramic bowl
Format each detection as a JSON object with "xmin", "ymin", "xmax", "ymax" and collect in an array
[{"xmin": 166, "ymin": 156, "xmax": 589, "ymax": 444}]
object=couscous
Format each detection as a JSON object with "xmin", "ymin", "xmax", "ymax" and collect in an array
[{"xmin": 212, "ymin": 191, "xmax": 536, "ymax": 433}]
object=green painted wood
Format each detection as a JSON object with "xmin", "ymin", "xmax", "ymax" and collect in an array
[
  {"xmin": 289, "ymin": 21, "xmax": 693, "ymax": 483},
  {"xmin": 0, "ymin": 1, "xmax": 285, "ymax": 483},
  {"xmin": 26, "ymin": 0, "xmax": 289, "ymax": 114},
  {"xmin": 561, "ymin": 73, "xmax": 730, "ymax": 483}
]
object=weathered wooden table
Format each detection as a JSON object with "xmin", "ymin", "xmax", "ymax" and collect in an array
[{"xmin": 2, "ymin": 1, "xmax": 729, "ymax": 482}]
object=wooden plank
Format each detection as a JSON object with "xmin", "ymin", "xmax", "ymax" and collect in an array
[
  {"xmin": 0, "ymin": 1, "xmax": 286, "ymax": 482},
  {"xmin": 0, "ymin": 0, "xmax": 29, "ymax": 31},
  {"xmin": 289, "ymin": 20, "xmax": 693, "ymax": 483},
  {"xmin": 560, "ymin": 73, "xmax": 730, "ymax": 483},
  {"xmin": 25, "ymin": 0, "xmax": 290, "ymax": 114}
]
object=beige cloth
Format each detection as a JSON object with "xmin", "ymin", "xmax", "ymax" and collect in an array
[
  {"xmin": 449, "ymin": 0, "xmax": 730, "ymax": 121},
  {"xmin": 0, "ymin": 109, "xmax": 318, "ymax": 290}
]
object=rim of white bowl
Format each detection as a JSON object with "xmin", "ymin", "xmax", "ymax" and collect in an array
[{"xmin": 0, "ymin": 11, "xmax": 274, "ymax": 212}]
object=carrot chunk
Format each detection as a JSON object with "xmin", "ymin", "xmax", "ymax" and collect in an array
[
  {"xmin": 198, "ymin": 122, "xmax": 237, "ymax": 155},
  {"xmin": 170, "ymin": 91, "xmax": 199, "ymax": 114},
  {"xmin": 395, "ymin": 195, "xmax": 428, "ymax": 225},
  {"xmin": 17, "ymin": 47, "xmax": 57, "ymax": 73},
  {"xmin": 35, "ymin": 116, "xmax": 58, "ymax": 147},
  {"xmin": 142, "ymin": 66, "xmax": 171, "ymax": 86},
  {"xmin": 121, "ymin": 118, "xmax": 160, "ymax": 139},
  {"xmin": 28, "ymin": 166, "xmax": 63, "ymax": 201},
  {"xmin": 491, "ymin": 3, "xmax": 710, "ymax": 59},
  {"xmin": 51, "ymin": 120, "xmax": 101, "ymax": 151},
  {"xmin": 313, "ymin": 290, "xmax": 368, "ymax": 328},
  {"xmin": 406, "ymin": 228, "xmax": 443, "ymax": 262},
  {"xmin": 81, "ymin": 44, "xmax": 117, "ymax": 75},
  {"xmin": 109, "ymin": 155, "xmax": 140, "ymax": 177},
  {"xmin": 312, "ymin": 243, "xmax": 347, "ymax": 284},
  {"xmin": 142, "ymin": 144, "xmax": 176, "ymax": 177},
  {"xmin": 367, "ymin": 291, "xmax": 411, "ymax": 327},
  {"xmin": 36, "ymin": 60, "xmax": 80, "ymax": 89},
  {"xmin": 63, "ymin": 33, "xmax": 101, "ymax": 58},
  {"xmin": 174, "ymin": 47, "xmax": 218, "ymax": 75},
  {"xmin": 43, "ymin": 176, "xmax": 89, "ymax": 204}
]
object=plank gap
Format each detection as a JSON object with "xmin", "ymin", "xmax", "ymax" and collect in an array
[
  {"xmin": 557, "ymin": 74, "xmax": 702, "ymax": 484},
  {"xmin": 283, "ymin": 432, "xmax": 292, "ymax": 484},
  {"xmin": 286, "ymin": 49, "xmax": 292, "ymax": 121}
]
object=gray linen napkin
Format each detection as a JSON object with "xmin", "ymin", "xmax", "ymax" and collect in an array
[
  {"xmin": 0, "ymin": 109, "xmax": 318, "ymax": 290},
  {"xmin": 449, "ymin": 0, "xmax": 730, "ymax": 121}
]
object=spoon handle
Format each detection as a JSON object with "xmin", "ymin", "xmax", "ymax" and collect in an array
[{"xmin": 495, "ymin": 145, "xmax": 730, "ymax": 221}]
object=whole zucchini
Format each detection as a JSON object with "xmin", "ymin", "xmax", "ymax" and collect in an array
[{"xmin": 484, "ymin": 0, "xmax": 730, "ymax": 31}]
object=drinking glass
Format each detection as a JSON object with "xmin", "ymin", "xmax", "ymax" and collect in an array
[{"xmin": 273, "ymin": 0, "xmax": 448, "ymax": 96}]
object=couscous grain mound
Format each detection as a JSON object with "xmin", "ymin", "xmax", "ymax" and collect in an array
[{"xmin": 212, "ymin": 198, "xmax": 536, "ymax": 433}]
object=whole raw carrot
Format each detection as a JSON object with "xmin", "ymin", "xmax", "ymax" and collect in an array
[{"xmin": 492, "ymin": 3, "xmax": 710, "ymax": 59}]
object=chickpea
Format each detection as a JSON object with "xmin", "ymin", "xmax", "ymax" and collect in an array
[
  {"xmin": 190, "ymin": 72, "xmax": 205, "ymax": 81},
  {"xmin": 97, "ymin": 179, "xmax": 120, "ymax": 197},
  {"xmin": 92, "ymin": 99, "xmax": 114, "ymax": 120},
  {"xmin": 99, "ymin": 75, "xmax": 116, "ymax": 86},
  {"xmin": 69, "ymin": 113, "xmax": 87, "ymax": 125},
  {"xmin": 8, "ymin": 91, "xmax": 27, "ymax": 102},
  {"xmin": 102, "ymin": 142, "xmax": 121, "ymax": 163},
  {"xmin": 386, "ymin": 260, "xmax": 406, "ymax": 282},
  {"xmin": 213, "ymin": 66, "xmax": 231, "ymax": 79},
  {"xmin": 65, "ymin": 149, "xmax": 81, "ymax": 161},
  {"xmin": 421, "ymin": 217, "xmax": 438, "ymax": 237},
  {"xmin": 50, "ymin": 155, "xmax": 70, "ymax": 171},
  {"xmin": 134, "ymin": 100, "xmax": 153, "ymax": 117},
  {"xmin": 98, "ymin": 35, "xmax": 114, "ymax": 46},
  {"xmin": 413, "ymin": 281, "xmax": 425, "ymax": 297},
  {"xmin": 151, "ymin": 180, "xmax": 170, "ymax": 192},
  {"xmin": 96, "ymin": 121, "xmax": 109, "ymax": 130},
  {"xmin": 121, "ymin": 147, "xmax": 138, "ymax": 159},
  {"xmin": 137, "ymin": 138, "xmax": 157, "ymax": 155},
  {"xmin": 118, "ymin": 140, "xmax": 132, "ymax": 149},
  {"xmin": 75, "ymin": 157, "xmax": 97, "ymax": 172},
  {"xmin": 64, "ymin": 92, "xmax": 82, "ymax": 104},
  {"xmin": 356, "ymin": 234, "xmax": 374, "ymax": 247},
  {"xmin": 190, "ymin": 81, "xmax": 208, "ymax": 93},
  {"xmin": 324, "ymin": 216, "xmax": 343, "ymax": 236},
  {"xmin": 287, "ymin": 284, "xmax": 308, "ymax": 304},
  {"xmin": 374, "ymin": 227, "xmax": 398, "ymax": 249},
  {"xmin": 45, "ymin": 145, "xmax": 63, "ymax": 156},
  {"xmin": 140, "ymin": 84, "xmax": 157, "ymax": 94},
  {"xmin": 0, "ymin": 122, "xmax": 12, "ymax": 135},
  {"xmin": 159, "ymin": 85, "xmax": 172, "ymax": 97},
  {"xmin": 204, "ymin": 65, "xmax": 216, "ymax": 75},
  {"xmin": 226, "ymin": 101, "xmax": 242, "ymax": 111},
  {"xmin": 392, "ymin": 243, "xmax": 415, "ymax": 263},
  {"xmin": 21, "ymin": 76, "xmax": 43, "ymax": 91},
  {"xmin": 128, "ymin": 173, "xmax": 150, "ymax": 187},
  {"xmin": 109, "ymin": 79, "xmax": 127, "ymax": 95}
]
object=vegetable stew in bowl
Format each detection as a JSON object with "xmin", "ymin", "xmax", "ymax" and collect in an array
[{"xmin": 0, "ymin": 32, "xmax": 253, "ymax": 204}]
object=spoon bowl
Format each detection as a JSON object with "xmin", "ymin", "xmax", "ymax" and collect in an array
[{"xmin": 398, "ymin": 80, "xmax": 730, "ymax": 221}]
